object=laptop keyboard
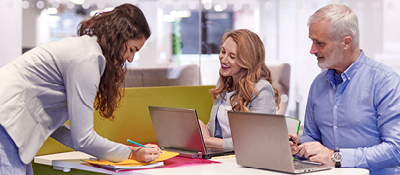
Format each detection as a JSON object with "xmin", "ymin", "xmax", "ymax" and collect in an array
[
  {"xmin": 164, "ymin": 148, "xmax": 200, "ymax": 154},
  {"xmin": 294, "ymin": 161, "xmax": 321, "ymax": 170},
  {"xmin": 205, "ymin": 147, "xmax": 223, "ymax": 154}
]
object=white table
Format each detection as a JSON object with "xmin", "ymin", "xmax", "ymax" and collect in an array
[{"xmin": 34, "ymin": 152, "xmax": 369, "ymax": 175}]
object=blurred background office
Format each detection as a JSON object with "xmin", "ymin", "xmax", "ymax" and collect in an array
[{"xmin": 1, "ymin": 0, "xmax": 400, "ymax": 122}]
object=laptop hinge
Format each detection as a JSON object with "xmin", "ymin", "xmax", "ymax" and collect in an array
[{"xmin": 162, "ymin": 147, "xmax": 204, "ymax": 159}]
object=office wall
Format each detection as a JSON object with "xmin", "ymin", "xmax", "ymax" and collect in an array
[
  {"xmin": 22, "ymin": 3, "xmax": 50, "ymax": 49},
  {"xmin": 5, "ymin": 0, "xmax": 400, "ymax": 121},
  {"xmin": 0, "ymin": 1, "xmax": 22, "ymax": 67}
]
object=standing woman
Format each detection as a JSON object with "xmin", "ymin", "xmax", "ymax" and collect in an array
[
  {"xmin": 0, "ymin": 4, "xmax": 160, "ymax": 175},
  {"xmin": 199, "ymin": 29, "xmax": 280, "ymax": 150}
]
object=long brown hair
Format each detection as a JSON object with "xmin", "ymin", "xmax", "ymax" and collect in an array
[
  {"xmin": 77, "ymin": 4, "xmax": 151, "ymax": 120},
  {"xmin": 210, "ymin": 29, "xmax": 280, "ymax": 112}
]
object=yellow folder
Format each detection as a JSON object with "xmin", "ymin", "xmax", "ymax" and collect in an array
[{"xmin": 82, "ymin": 151, "xmax": 179, "ymax": 169}]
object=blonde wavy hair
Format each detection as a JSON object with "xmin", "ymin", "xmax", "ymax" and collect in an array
[{"xmin": 209, "ymin": 29, "xmax": 280, "ymax": 112}]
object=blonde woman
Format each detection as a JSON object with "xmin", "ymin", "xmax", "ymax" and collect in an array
[{"xmin": 199, "ymin": 29, "xmax": 280, "ymax": 150}]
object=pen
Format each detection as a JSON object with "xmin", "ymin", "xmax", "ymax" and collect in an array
[
  {"xmin": 289, "ymin": 138, "xmax": 301, "ymax": 146},
  {"xmin": 127, "ymin": 139, "xmax": 164, "ymax": 153}
]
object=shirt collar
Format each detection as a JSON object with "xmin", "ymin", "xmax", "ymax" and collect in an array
[
  {"xmin": 342, "ymin": 50, "xmax": 366, "ymax": 81},
  {"xmin": 326, "ymin": 50, "xmax": 366, "ymax": 86}
]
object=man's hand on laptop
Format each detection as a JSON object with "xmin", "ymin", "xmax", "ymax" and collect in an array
[
  {"xmin": 289, "ymin": 133, "xmax": 301, "ymax": 155},
  {"xmin": 298, "ymin": 142, "xmax": 335, "ymax": 166}
]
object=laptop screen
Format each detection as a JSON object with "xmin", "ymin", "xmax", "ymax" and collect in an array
[
  {"xmin": 228, "ymin": 111, "xmax": 297, "ymax": 172},
  {"xmin": 148, "ymin": 106, "xmax": 206, "ymax": 154}
]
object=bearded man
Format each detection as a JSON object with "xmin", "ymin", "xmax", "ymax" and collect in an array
[{"xmin": 289, "ymin": 4, "xmax": 400, "ymax": 175}]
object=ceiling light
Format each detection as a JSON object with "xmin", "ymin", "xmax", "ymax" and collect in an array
[
  {"xmin": 48, "ymin": 7, "xmax": 58, "ymax": 14},
  {"xmin": 69, "ymin": 0, "xmax": 84, "ymax": 5},
  {"xmin": 214, "ymin": 5, "xmax": 222, "ymax": 12}
]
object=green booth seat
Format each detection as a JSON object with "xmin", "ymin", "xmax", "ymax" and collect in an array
[
  {"xmin": 33, "ymin": 85, "xmax": 299, "ymax": 175},
  {"xmin": 33, "ymin": 85, "xmax": 214, "ymax": 175}
]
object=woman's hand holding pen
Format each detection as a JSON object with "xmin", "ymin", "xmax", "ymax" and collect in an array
[
  {"xmin": 288, "ymin": 133, "xmax": 301, "ymax": 155},
  {"xmin": 129, "ymin": 144, "xmax": 161, "ymax": 163}
]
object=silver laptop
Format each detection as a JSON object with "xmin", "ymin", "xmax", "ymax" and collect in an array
[
  {"xmin": 228, "ymin": 111, "xmax": 332, "ymax": 173},
  {"xmin": 149, "ymin": 106, "xmax": 234, "ymax": 159}
]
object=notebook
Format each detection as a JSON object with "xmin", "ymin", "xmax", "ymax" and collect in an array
[
  {"xmin": 227, "ymin": 112, "xmax": 332, "ymax": 173},
  {"xmin": 82, "ymin": 151, "xmax": 179, "ymax": 171},
  {"xmin": 148, "ymin": 106, "xmax": 234, "ymax": 159}
]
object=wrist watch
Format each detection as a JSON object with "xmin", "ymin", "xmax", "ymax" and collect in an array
[{"xmin": 331, "ymin": 150, "xmax": 343, "ymax": 168}]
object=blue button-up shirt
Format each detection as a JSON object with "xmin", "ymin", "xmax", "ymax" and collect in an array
[{"xmin": 301, "ymin": 51, "xmax": 400, "ymax": 174}]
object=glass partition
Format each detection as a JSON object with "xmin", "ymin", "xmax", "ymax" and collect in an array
[{"xmin": 22, "ymin": 0, "xmax": 400, "ymax": 119}]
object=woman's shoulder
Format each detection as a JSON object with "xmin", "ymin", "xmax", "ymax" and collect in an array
[
  {"xmin": 254, "ymin": 79, "xmax": 272, "ymax": 91},
  {"xmin": 49, "ymin": 36, "xmax": 105, "ymax": 75},
  {"xmin": 59, "ymin": 35, "xmax": 98, "ymax": 48}
]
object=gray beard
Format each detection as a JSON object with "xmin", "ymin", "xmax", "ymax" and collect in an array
[{"xmin": 317, "ymin": 46, "xmax": 344, "ymax": 70}]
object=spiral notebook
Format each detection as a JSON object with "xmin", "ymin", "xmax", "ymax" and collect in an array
[{"xmin": 82, "ymin": 150, "xmax": 178, "ymax": 171}]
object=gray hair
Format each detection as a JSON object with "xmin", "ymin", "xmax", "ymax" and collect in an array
[{"xmin": 308, "ymin": 4, "xmax": 359, "ymax": 49}]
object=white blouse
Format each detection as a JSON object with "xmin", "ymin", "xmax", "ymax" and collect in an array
[{"xmin": 217, "ymin": 91, "xmax": 234, "ymax": 139}]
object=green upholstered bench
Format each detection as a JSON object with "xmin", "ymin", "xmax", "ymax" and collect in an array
[{"xmin": 33, "ymin": 85, "xmax": 214, "ymax": 175}]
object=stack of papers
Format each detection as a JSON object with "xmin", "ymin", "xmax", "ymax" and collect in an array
[{"xmin": 83, "ymin": 151, "xmax": 179, "ymax": 171}]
